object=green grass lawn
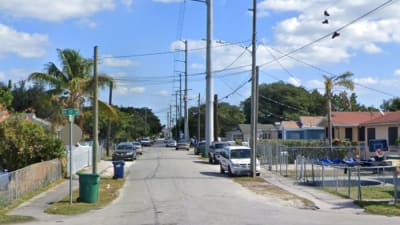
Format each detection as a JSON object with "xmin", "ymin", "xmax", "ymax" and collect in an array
[{"xmin": 45, "ymin": 177, "xmax": 125, "ymax": 215}]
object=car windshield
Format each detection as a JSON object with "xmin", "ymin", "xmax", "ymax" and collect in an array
[
  {"xmin": 132, "ymin": 142, "xmax": 141, "ymax": 146},
  {"xmin": 230, "ymin": 149, "xmax": 251, "ymax": 159},
  {"xmin": 117, "ymin": 144, "xmax": 133, "ymax": 151},
  {"xmin": 215, "ymin": 143, "xmax": 229, "ymax": 149}
]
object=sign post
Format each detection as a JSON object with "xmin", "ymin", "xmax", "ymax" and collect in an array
[{"xmin": 63, "ymin": 108, "xmax": 79, "ymax": 205}]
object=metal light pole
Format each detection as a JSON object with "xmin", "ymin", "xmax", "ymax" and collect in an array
[
  {"xmin": 189, "ymin": 0, "xmax": 213, "ymax": 149},
  {"xmin": 92, "ymin": 45, "xmax": 98, "ymax": 174},
  {"xmin": 184, "ymin": 40, "xmax": 190, "ymax": 142},
  {"xmin": 250, "ymin": 0, "xmax": 257, "ymax": 177},
  {"xmin": 205, "ymin": 0, "xmax": 214, "ymax": 150}
]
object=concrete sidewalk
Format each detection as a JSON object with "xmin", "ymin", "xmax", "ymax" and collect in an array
[
  {"xmin": 260, "ymin": 168, "xmax": 364, "ymax": 214},
  {"xmin": 7, "ymin": 160, "xmax": 123, "ymax": 221}
]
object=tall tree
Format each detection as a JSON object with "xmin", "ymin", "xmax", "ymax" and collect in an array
[
  {"xmin": 28, "ymin": 48, "xmax": 116, "ymax": 127},
  {"xmin": 323, "ymin": 72, "xmax": 354, "ymax": 148},
  {"xmin": 380, "ymin": 97, "xmax": 400, "ymax": 111}
]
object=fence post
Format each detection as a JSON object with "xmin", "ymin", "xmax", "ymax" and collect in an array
[
  {"xmin": 321, "ymin": 163, "xmax": 324, "ymax": 188},
  {"xmin": 393, "ymin": 168, "xmax": 398, "ymax": 204},
  {"xmin": 357, "ymin": 166, "xmax": 362, "ymax": 201},
  {"xmin": 348, "ymin": 167, "xmax": 352, "ymax": 198}
]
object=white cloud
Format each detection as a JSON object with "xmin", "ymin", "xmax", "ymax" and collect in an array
[
  {"xmin": 354, "ymin": 77, "xmax": 379, "ymax": 85},
  {"xmin": 362, "ymin": 43, "xmax": 382, "ymax": 54},
  {"xmin": 102, "ymin": 55, "xmax": 137, "ymax": 67},
  {"xmin": 115, "ymin": 85, "xmax": 145, "ymax": 95},
  {"xmin": 287, "ymin": 76, "xmax": 301, "ymax": 87},
  {"xmin": 257, "ymin": 0, "xmax": 400, "ymax": 66},
  {"xmin": 0, "ymin": 0, "xmax": 115, "ymax": 22},
  {"xmin": 306, "ymin": 79, "xmax": 324, "ymax": 94},
  {"xmin": 0, "ymin": 24, "xmax": 48, "ymax": 58},
  {"xmin": 394, "ymin": 69, "xmax": 400, "ymax": 76}
]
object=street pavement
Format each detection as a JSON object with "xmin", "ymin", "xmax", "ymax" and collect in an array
[{"xmin": 7, "ymin": 143, "xmax": 399, "ymax": 225}]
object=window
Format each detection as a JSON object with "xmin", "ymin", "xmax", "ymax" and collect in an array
[
  {"xmin": 345, "ymin": 128, "xmax": 353, "ymax": 141},
  {"xmin": 367, "ymin": 128, "xmax": 375, "ymax": 141},
  {"xmin": 358, "ymin": 127, "xmax": 365, "ymax": 141},
  {"xmin": 388, "ymin": 127, "xmax": 398, "ymax": 145}
]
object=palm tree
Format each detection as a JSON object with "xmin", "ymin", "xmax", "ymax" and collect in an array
[
  {"xmin": 29, "ymin": 48, "xmax": 116, "ymax": 127},
  {"xmin": 323, "ymin": 72, "xmax": 354, "ymax": 149}
]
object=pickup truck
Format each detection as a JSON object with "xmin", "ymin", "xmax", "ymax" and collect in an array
[{"xmin": 208, "ymin": 141, "xmax": 231, "ymax": 164}]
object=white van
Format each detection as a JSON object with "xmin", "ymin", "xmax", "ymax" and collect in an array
[{"xmin": 219, "ymin": 146, "xmax": 260, "ymax": 176}]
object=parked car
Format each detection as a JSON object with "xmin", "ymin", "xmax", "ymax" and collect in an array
[
  {"xmin": 219, "ymin": 145, "xmax": 260, "ymax": 176},
  {"xmin": 176, "ymin": 141, "xmax": 190, "ymax": 151},
  {"xmin": 132, "ymin": 141, "xmax": 143, "ymax": 155},
  {"xmin": 112, "ymin": 142, "xmax": 137, "ymax": 161},
  {"xmin": 140, "ymin": 138, "xmax": 152, "ymax": 146},
  {"xmin": 194, "ymin": 141, "xmax": 206, "ymax": 155},
  {"xmin": 166, "ymin": 139, "xmax": 177, "ymax": 147},
  {"xmin": 208, "ymin": 141, "xmax": 231, "ymax": 164}
]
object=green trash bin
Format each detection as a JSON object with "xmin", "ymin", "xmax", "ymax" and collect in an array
[{"xmin": 78, "ymin": 173, "xmax": 100, "ymax": 203}]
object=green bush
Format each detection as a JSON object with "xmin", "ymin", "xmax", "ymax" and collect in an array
[{"xmin": 0, "ymin": 117, "xmax": 65, "ymax": 171}]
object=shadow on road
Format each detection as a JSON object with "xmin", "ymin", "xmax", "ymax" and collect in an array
[
  {"xmin": 192, "ymin": 160, "xmax": 209, "ymax": 164},
  {"xmin": 200, "ymin": 171, "xmax": 227, "ymax": 178}
]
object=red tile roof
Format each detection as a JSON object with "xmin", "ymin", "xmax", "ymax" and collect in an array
[
  {"xmin": 331, "ymin": 111, "xmax": 383, "ymax": 126},
  {"xmin": 361, "ymin": 111, "xmax": 400, "ymax": 126}
]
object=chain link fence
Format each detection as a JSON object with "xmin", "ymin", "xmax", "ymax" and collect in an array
[
  {"xmin": 0, "ymin": 159, "xmax": 62, "ymax": 207},
  {"xmin": 257, "ymin": 142, "xmax": 399, "ymax": 203}
]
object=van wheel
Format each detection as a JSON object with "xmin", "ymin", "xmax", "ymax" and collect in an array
[
  {"xmin": 228, "ymin": 166, "xmax": 233, "ymax": 177},
  {"xmin": 220, "ymin": 165, "xmax": 225, "ymax": 174}
]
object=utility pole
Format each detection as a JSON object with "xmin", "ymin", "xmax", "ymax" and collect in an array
[
  {"xmin": 174, "ymin": 91, "xmax": 179, "ymax": 140},
  {"xmin": 214, "ymin": 94, "xmax": 219, "ymax": 141},
  {"xmin": 205, "ymin": 0, "xmax": 214, "ymax": 151},
  {"xmin": 144, "ymin": 108, "xmax": 147, "ymax": 136},
  {"xmin": 250, "ymin": 0, "xmax": 257, "ymax": 177},
  {"xmin": 184, "ymin": 40, "xmax": 189, "ymax": 142},
  {"xmin": 170, "ymin": 104, "xmax": 172, "ymax": 139},
  {"xmin": 92, "ymin": 46, "xmax": 99, "ymax": 174},
  {"xmin": 198, "ymin": 93, "xmax": 201, "ymax": 141},
  {"xmin": 179, "ymin": 73, "xmax": 182, "ymax": 121},
  {"xmin": 106, "ymin": 81, "xmax": 113, "ymax": 157}
]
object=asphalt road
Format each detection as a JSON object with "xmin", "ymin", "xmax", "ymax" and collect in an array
[{"xmin": 17, "ymin": 142, "xmax": 399, "ymax": 225}]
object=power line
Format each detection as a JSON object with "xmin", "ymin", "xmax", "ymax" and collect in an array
[
  {"xmin": 266, "ymin": 45, "xmax": 398, "ymax": 98},
  {"xmin": 258, "ymin": 0, "xmax": 396, "ymax": 69},
  {"xmin": 219, "ymin": 76, "xmax": 251, "ymax": 101}
]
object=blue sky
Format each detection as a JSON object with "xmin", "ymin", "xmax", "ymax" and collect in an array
[{"xmin": 1, "ymin": 0, "xmax": 400, "ymax": 125}]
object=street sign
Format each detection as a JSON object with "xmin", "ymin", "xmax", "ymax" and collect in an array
[
  {"xmin": 60, "ymin": 124, "xmax": 82, "ymax": 145},
  {"xmin": 63, "ymin": 108, "xmax": 79, "ymax": 116}
]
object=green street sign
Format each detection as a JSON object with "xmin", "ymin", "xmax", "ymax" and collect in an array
[{"xmin": 63, "ymin": 108, "xmax": 80, "ymax": 116}]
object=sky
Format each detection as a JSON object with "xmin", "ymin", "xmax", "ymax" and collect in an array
[{"xmin": 1, "ymin": 0, "xmax": 400, "ymax": 126}]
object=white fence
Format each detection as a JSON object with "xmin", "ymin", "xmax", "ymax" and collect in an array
[{"xmin": 66, "ymin": 143, "xmax": 104, "ymax": 176}]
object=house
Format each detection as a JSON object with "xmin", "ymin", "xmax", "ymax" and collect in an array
[
  {"xmin": 278, "ymin": 116, "xmax": 325, "ymax": 140},
  {"xmin": 323, "ymin": 111, "xmax": 383, "ymax": 143},
  {"xmin": 360, "ymin": 111, "xmax": 400, "ymax": 149}
]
